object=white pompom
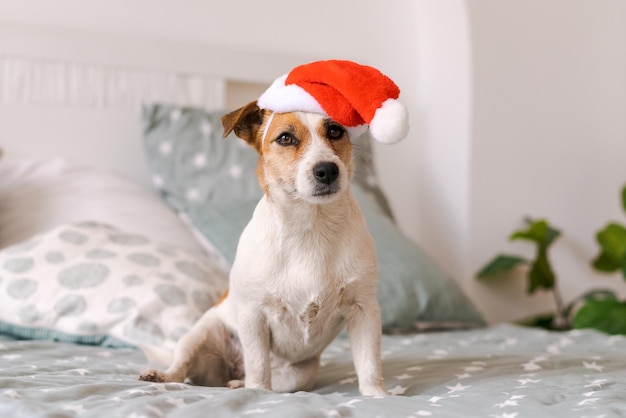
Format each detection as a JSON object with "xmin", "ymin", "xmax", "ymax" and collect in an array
[{"xmin": 368, "ymin": 99, "xmax": 409, "ymax": 144}]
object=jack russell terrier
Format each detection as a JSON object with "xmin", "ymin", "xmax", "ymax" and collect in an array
[{"xmin": 138, "ymin": 60, "xmax": 408, "ymax": 396}]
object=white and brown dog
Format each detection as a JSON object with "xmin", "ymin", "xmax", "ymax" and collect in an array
[
  {"xmin": 139, "ymin": 103, "xmax": 387, "ymax": 396},
  {"xmin": 139, "ymin": 60, "xmax": 407, "ymax": 396}
]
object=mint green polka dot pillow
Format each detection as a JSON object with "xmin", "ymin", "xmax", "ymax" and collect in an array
[{"xmin": 0, "ymin": 222, "xmax": 228, "ymax": 349}]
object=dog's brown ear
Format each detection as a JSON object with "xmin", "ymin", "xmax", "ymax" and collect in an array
[{"xmin": 221, "ymin": 101, "xmax": 265, "ymax": 149}]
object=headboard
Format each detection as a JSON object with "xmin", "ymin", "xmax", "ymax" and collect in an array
[{"xmin": 0, "ymin": 22, "xmax": 317, "ymax": 186}]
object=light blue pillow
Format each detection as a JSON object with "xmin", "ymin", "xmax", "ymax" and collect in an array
[
  {"xmin": 142, "ymin": 105, "xmax": 262, "ymax": 212},
  {"xmin": 142, "ymin": 103, "xmax": 484, "ymax": 331}
]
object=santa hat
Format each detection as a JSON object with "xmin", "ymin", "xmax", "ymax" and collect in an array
[{"xmin": 257, "ymin": 60, "xmax": 408, "ymax": 144}]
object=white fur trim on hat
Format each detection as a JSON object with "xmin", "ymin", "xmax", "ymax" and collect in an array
[
  {"xmin": 257, "ymin": 74, "xmax": 325, "ymax": 115},
  {"xmin": 368, "ymin": 98, "xmax": 409, "ymax": 144}
]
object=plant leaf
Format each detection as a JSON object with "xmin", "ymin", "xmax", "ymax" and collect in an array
[
  {"xmin": 510, "ymin": 219, "xmax": 560, "ymax": 247},
  {"xmin": 621, "ymin": 184, "xmax": 626, "ymax": 214},
  {"xmin": 544, "ymin": 223, "xmax": 561, "ymax": 247},
  {"xmin": 564, "ymin": 289, "xmax": 617, "ymax": 319},
  {"xmin": 592, "ymin": 250, "xmax": 621, "ymax": 272},
  {"xmin": 594, "ymin": 223, "xmax": 626, "ymax": 270},
  {"xmin": 527, "ymin": 247, "xmax": 555, "ymax": 293},
  {"xmin": 573, "ymin": 299, "xmax": 626, "ymax": 335},
  {"xmin": 477, "ymin": 255, "xmax": 527, "ymax": 279}
]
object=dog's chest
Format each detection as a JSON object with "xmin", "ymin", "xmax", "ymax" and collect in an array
[
  {"xmin": 262, "ymin": 238, "xmax": 357, "ymax": 360},
  {"xmin": 265, "ymin": 277, "xmax": 348, "ymax": 360}
]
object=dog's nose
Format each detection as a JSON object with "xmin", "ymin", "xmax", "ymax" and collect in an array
[{"xmin": 313, "ymin": 162, "xmax": 339, "ymax": 185}]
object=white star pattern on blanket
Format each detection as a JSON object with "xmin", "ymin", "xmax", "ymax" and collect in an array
[
  {"xmin": 583, "ymin": 361, "xmax": 605, "ymax": 372},
  {"xmin": 389, "ymin": 385, "xmax": 407, "ymax": 395}
]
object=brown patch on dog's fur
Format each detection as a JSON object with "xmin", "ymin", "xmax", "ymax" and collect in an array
[
  {"xmin": 317, "ymin": 118, "xmax": 352, "ymax": 173},
  {"xmin": 214, "ymin": 290, "xmax": 229, "ymax": 307},
  {"xmin": 258, "ymin": 112, "xmax": 312, "ymax": 198},
  {"xmin": 221, "ymin": 101, "xmax": 266, "ymax": 153}
]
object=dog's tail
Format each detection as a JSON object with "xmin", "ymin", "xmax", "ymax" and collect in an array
[{"xmin": 137, "ymin": 343, "xmax": 174, "ymax": 367}]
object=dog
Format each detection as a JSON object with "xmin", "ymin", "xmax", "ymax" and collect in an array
[{"xmin": 138, "ymin": 102, "xmax": 387, "ymax": 396}]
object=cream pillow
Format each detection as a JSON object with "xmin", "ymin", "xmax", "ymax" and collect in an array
[{"xmin": 0, "ymin": 156, "xmax": 205, "ymax": 254}]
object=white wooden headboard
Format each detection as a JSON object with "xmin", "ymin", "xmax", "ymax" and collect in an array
[{"xmin": 0, "ymin": 22, "xmax": 317, "ymax": 186}]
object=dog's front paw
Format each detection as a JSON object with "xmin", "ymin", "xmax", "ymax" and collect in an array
[
  {"xmin": 227, "ymin": 379, "xmax": 245, "ymax": 389},
  {"xmin": 244, "ymin": 379, "xmax": 272, "ymax": 391},
  {"xmin": 360, "ymin": 385, "xmax": 388, "ymax": 397},
  {"xmin": 138, "ymin": 369, "xmax": 166, "ymax": 383}
]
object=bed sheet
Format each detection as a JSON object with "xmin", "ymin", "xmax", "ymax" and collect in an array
[{"xmin": 1, "ymin": 325, "xmax": 625, "ymax": 417}]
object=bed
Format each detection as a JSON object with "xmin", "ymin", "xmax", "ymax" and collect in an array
[
  {"xmin": 1, "ymin": 22, "xmax": 626, "ymax": 417},
  {"xmin": 2, "ymin": 325, "xmax": 626, "ymax": 417}
]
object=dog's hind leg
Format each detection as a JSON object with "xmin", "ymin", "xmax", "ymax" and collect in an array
[
  {"xmin": 270, "ymin": 355, "xmax": 321, "ymax": 392},
  {"xmin": 139, "ymin": 307, "xmax": 232, "ymax": 385}
]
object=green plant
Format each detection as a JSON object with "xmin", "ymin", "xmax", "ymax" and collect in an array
[
  {"xmin": 477, "ymin": 218, "xmax": 570, "ymax": 330},
  {"xmin": 590, "ymin": 185, "xmax": 626, "ymax": 277},
  {"xmin": 477, "ymin": 184, "xmax": 626, "ymax": 335},
  {"xmin": 573, "ymin": 184, "xmax": 626, "ymax": 334}
]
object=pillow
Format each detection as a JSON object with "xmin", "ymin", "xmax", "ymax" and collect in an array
[
  {"xmin": 0, "ymin": 156, "xmax": 205, "ymax": 255},
  {"xmin": 142, "ymin": 103, "xmax": 485, "ymax": 331},
  {"xmin": 0, "ymin": 222, "xmax": 229, "ymax": 349}
]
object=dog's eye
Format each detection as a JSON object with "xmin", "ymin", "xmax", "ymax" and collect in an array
[
  {"xmin": 327, "ymin": 124, "xmax": 345, "ymax": 140},
  {"xmin": 276, "ymin": 133, "xmax": 298, "ymax": 147}
]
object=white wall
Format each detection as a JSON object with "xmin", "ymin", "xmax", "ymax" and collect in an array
[
  {"xmin": 409, "ymin": 1, "xmax": 472, "ymax": 305},
  {"xmin": 2, "ymin": 0, "xmax": 626, "ymax": 324},
  {"xmin": 466, "ymin": 0, "xmax": 626, "ymax": 322}
]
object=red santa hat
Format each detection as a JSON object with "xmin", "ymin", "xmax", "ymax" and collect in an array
[{"xmin": 257, "ymin": 60, "xmax": 409, "ymax": 144}]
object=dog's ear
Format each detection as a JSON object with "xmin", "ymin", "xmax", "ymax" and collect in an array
[{"xmin": 221, "ymin": 101, "xmax": 265, "ymax": 150}]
